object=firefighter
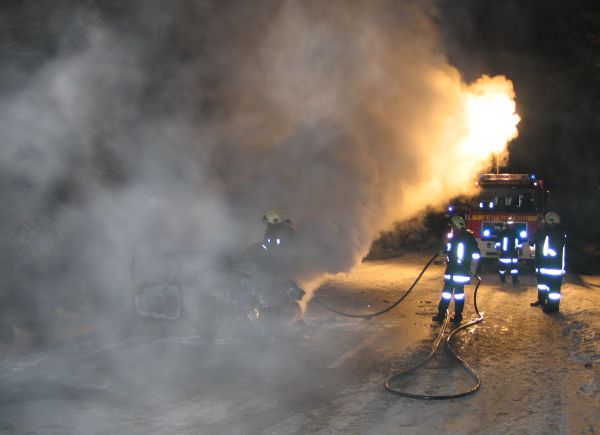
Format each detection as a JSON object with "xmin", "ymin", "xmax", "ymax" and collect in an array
[
  {"xmin": 529, "ymin": 212, "xmax": 566, "ymax": 312},
  {"xmin": 528, "ymin": 216, "xmax": 547, "ymax": 306},
  {"xmin": 255, "ymin": 210, "xmax": 296, "ymax": 303},
  {"xmin": 432, "ymin": 215, "xmax": 480, "ymax": 324},
  {"xmin": 261, "ymin": 210, "xmax": 294, "ymax": 251},
  {"xmin": 495, "ymin": 217, "xmax": 521, "ymax": 285}
]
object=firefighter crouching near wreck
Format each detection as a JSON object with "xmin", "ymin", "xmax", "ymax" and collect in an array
[
  {"xmin": 432, "ymin": 215, "xmax": 481, "ymax": 324},
  {"xmin": 529, "ymin": 211, "xmax": 566, "ymax": 312},
  {"xmin": 495, "ymin": 217, "xmax": 521, "ymax": 285},
  {"xmin": 262, "ymin": 210, "xmax": 294, "ymax": 251}
]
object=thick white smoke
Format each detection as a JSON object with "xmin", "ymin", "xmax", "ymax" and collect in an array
[
  {"xmin": 170, "ymin": 1, "xmax": 519, "ymax": 288},
  {"xmin": 0, "ymin": 0, "xmax": 518, "ymax": 333}
]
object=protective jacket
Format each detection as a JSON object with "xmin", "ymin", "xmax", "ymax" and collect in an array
[
  {"xmin": 444, "ymin": 230, "xmax": 480, "ymax": 282},
  {"xmin": 530, "ymin": 226, "xmax": 566, "ymax": 275},
  {"xmin": 262, "ymin": 220, "xmax": 294, "ymax": 250},
  {"xmin": 529, "ymin": 226, "xmax": 544, "ymax": 267},
  {"xmin": 495, "ymin": 227, "xmax": 521, "ymax": 259}
]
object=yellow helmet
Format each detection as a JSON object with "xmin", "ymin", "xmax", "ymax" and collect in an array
[
  {"xmin": 263, "ymin": 210, "xmax": 281, "ymax": 224},
  {"xmin": 450, "ymin": 215, "xmax": 466, "ymax": 229}
]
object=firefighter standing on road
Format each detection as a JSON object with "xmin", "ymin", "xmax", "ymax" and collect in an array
[
  {"xmin": 433, "ymin": 215, "xmax": 481, "ymax": 324},
  {"xmin": 528, "ymin": 217, "xmax": 547, "ymax": 306},
  {"xmin": 495, "ymin": 217, "xmax": 521, "ymax": 285},
  {"xmin": 529, "ymin": 212, "xmax": 566, "ymax": 312}
]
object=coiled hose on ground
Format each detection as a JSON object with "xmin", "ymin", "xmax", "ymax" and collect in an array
[
  {"xmin": 384, "ymin": 275, "xmax": 483, "ymax": 400},
  {"xmin": 312, "ymin": 252, "xmax": 484, "ymax": 400}
]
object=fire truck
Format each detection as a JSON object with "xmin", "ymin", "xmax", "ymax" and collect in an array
[{"xmin": 449, "ymin": 173, "xmax": 547, "ymax": 261}]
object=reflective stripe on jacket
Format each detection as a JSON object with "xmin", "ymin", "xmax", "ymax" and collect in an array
[{"xmin": 445, "ymin": 230, "xmax": 480, "ymax": 277}]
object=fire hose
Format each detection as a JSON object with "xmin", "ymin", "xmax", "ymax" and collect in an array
[
  {"xmin": 312, "ymin": 251, "xmax": 484, "ymax": 400},
  {"xmin": 312, "ymin": 251, "xmax": 440, "ymax": 319},
  {"xmin": 384, "ymin": 275, "xmax": 483, "ymax": 399}
]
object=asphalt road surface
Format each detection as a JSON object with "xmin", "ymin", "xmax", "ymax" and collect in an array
[{"xmin": 0, "ymin": 253, "xmax": 598, "ymax": 434}]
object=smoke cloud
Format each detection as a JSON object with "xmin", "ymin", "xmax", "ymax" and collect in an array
[{"xmin": 0, "ymin": 0, "xmax": 518, "ymax": 335}]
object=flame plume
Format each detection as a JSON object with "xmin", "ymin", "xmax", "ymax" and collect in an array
[{"xmin": 461, "ymin": 75, "xmax": 521, "ymax": 160}]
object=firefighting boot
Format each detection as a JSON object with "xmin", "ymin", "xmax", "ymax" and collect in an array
[
  {"xmin": 543, "ymin": 303, "xmax": 559, "ymax": 313},
  {"xmin": 433, "ymin": 294, "xmax": 451, "ymax": 322},
  {"xmin": 453, "ymin": 297, "xmax": 465, "ymax": 324},
  {"xmin": 431, "ymin": 313, "xmax": 445, "ymax": 323},
  {"xmin": 499, "ymin": 273, "xmax": 506, "ymax": 283},
  {"xmin": 530, "ymin": 290, "xmax": 545, "ymax": 307},
  {"xmin": 543, "ymin": 294, "xmax": 560, "ymax": 313},
  {"xmin": 450, "ymin": 313, "xmax": 463, "ymax": 324},
  {"xmin": 512, "ymin": 275, "xmax": 520, "ymax": 285}
]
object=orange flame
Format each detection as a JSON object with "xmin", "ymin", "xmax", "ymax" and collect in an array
[
  {"xmin": 460, "ymin": 75, "xmax": 520, "ymax": 160},
  {"xmin": 396, "ymin": 74, "xmax": 520, "ymax": 220}
]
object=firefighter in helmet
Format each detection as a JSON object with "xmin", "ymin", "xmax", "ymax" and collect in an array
[
  {"xmin": 528, "ymin": 215, "xmax": 546, "ymax": 305},
  {"xmin": 495, "ymin": 217, "xmax": 521, "ymax": 285},
  {"xmin": 259, "ymin": 209, "xmax": 295, "ymax": 278},
  {"xmin": 245, "ymin": 210, "xmax": 301, "ymax": 313},
  {"xmin": 432, "ymin": 215, "xmax": 481, "ymax": 324},
  {"xmin": 528, "ymin": 211, "xmax": 566, "ymax": 312},
  {"xmin": 261, "ymin": 210, "xmax": 294, "ymax": 251}
]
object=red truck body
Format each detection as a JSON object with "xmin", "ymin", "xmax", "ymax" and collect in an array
[{"xmin": 456, "ymin": 174, "xmax": 547, "ymax": 261}]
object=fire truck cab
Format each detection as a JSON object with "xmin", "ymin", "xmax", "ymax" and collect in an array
[{"xmin": 452, "ymin": 174, "xmax": 547, "ymax": 261}]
